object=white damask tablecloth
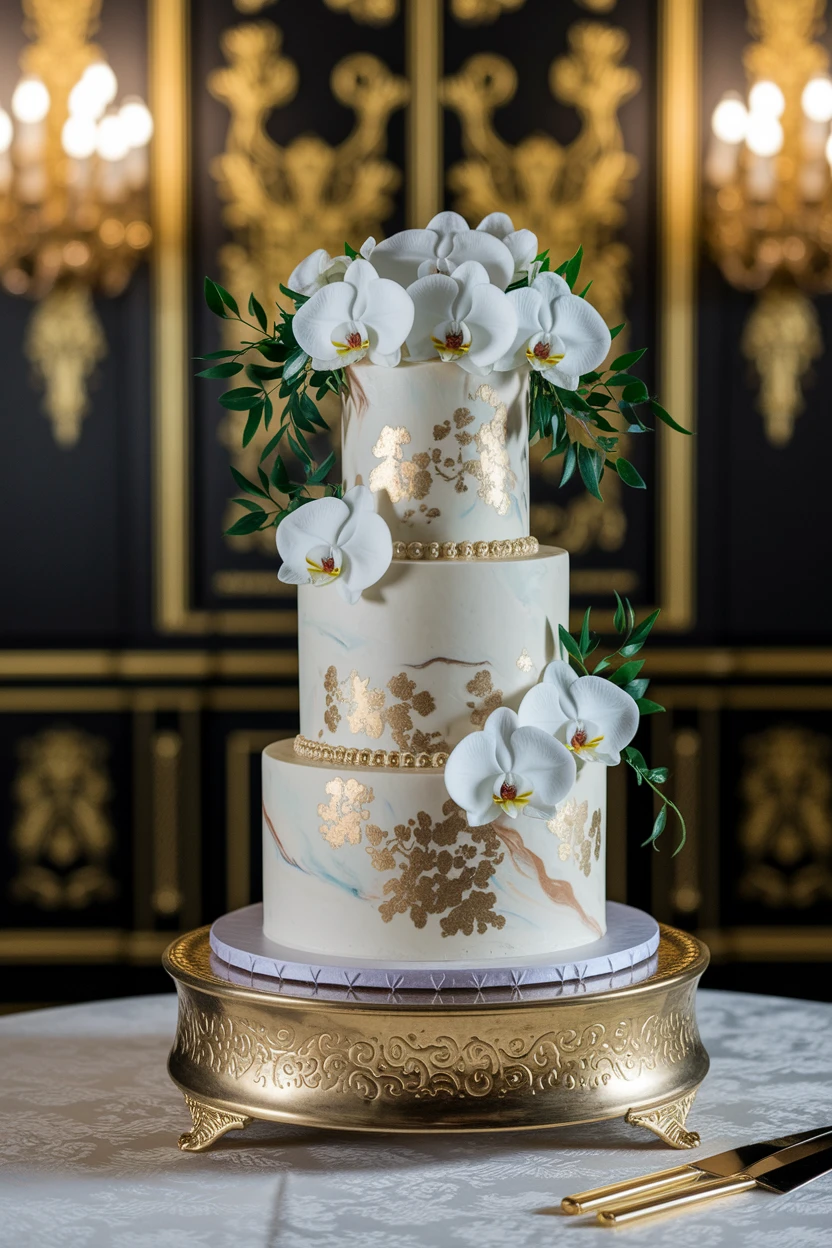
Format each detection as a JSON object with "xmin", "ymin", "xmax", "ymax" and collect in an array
[{"xmin": 1, "ymin": 989, "xmax": 831, "ymax": 1247}]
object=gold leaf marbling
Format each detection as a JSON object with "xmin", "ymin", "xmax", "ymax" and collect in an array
[
  {"xmin": 322, "ymin": 666, "xmax": 449, "ymax": 754},
  {"xmin": 547, "ymin": 799, "xmax": 602, "ymax": 877},
  {"xmin": 466, "ymin": 670, "xmax": 503, "ymax": 727},
  {"xmin": 368, "ymin": 426, "xmax": 433, "ymax": 502}
]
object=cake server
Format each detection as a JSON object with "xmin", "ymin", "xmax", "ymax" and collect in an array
[
  {"xmin": 595, "ymin": 1131, "xmax": 832, "ymax": 1225},
  {"xmin": 560, "ymin": 1123, "xmax": 832, "ymax": 1214}
]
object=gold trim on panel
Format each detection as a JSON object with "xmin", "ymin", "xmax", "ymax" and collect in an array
[
  {"xmin": 654, "ymin": 686, "xmax": 832, "ymax": 711},
  {"xmin": 0, "ymin": 651, "xmax": 299, "ymax": 680},
  {"xmin": 658, "ymin": 0, "xmax": 698, "ymax": 630},
  {"xmin": 699, "ymin": 928, "xmax": 832, "ymax": 961},
  {"xmin": 226, "ymin": 730, "xmax": 291, "ymax": 912},
  {"xmin": 0, "ymin": 929, "xmax": 173, "ymax": 964},
  {"xmin": 671, "ymin": 729, "xmax": 701, "ymax": 916},
  {"xmin": 151, "ymin": 731, "xmax": 184, "ymax": 917},
  {"xmin": 407, "ymin": 0, "xmax": 442, "ymax": 226}
]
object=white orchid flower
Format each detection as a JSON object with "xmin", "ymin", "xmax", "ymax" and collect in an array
[
  {"xmin": 292, "ymin": 258, "xmax": 414, "ymax": 371},
  {"xmin": 287, "ymin": 238, "xmax": 377, "ymax": 298},
  {"xmin": 518, "ymin": 660, "xmax": 639, "ymax": 767},
  {"xmin": 371, "ymin": 211, "xmax": 515, "ymax": 290},
  {"xmin": 276, "ymin": 485, "xmax": 392, "ymax": 605},
  {"xmin": 445, "ymin": 707, "xmax": 576, "ymax": 827},
  {"xmin": 494, "ymin": 272, "xmax": 611, "ymax": 389},
  {"xmin": 406, "ymin": 261, "xmax": 517, "ymax": 373},
  {"xmin": 476, "ymin": 212, "xmax": 539, "ymax": 284}
]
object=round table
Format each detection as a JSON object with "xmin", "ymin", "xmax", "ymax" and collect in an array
[{"xmin": 1, "ymin": 989, "xmax": 830, "ymax": 1246}]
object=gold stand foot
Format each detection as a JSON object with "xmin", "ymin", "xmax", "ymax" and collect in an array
[
  {"xmin": 625, "ymin": 1089, "xmax": 700, "ymax": 1149},
  {"xmin": 178, "ymin": 1094, "xmax": 254, "ymax": 1152}
]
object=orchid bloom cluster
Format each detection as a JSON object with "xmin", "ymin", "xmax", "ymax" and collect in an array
[
  {"xmin": 276, "ymin": 485, "xmax": 391, "ymax": 604},
  {"xmin": 444, "ymin": 661, "xmax": 639, "ymax": 828},
  {"xmin": 287, "ymin": 212, "xmax": 612, "ymax": 387}
]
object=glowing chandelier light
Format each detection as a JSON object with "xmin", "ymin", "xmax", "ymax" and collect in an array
[
  {"xmin": 704, "ymin": 1, "xmax": 832, "ymax": 448},
  {"xmin": 0, "ymin": 1, "xmax": 153, "ymax": 448}
]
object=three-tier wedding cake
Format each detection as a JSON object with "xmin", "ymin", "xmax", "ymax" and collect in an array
[{"xmin": 202, "ymin": 211, "xmax": 683, "ymax": 976}]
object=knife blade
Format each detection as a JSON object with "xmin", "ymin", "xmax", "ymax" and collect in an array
[
  {"xmin": 596, "ymin": 1132, "xmax": 832, "ymax": 1226},
  {"xmin": 560, "ymin": 1123, "xmax": 832, "ymax": 1214}
]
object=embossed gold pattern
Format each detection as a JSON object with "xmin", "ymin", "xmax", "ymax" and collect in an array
[
  {"xmin": 738, "ymin": 725, "xmax": 832, "ymax": 907},
  {"xmin": 178, "ymin": 1094, "xmax": 252, "ymax": 1152},
  {"xmin": 392, "ymin": 536, "xmax": 539, "ymax": 560},
  {"xmin": 548, "ymin": 799, "xmax": 603, "ymax": 877},
  {"xmin": 442, "ymin": 22, "xmax": 639, "ymax": 554},
  {"xmin": 165, "ymin": 925, "xmax": 709, "ymax": 1144},
  {"xmin": 625, "ymin": 1090, "xmax": 701, "ymax": 1149},
  {"xmin": 209, "ymin": 18, "xmax": 408, "ymax": 551},
  {"xmin": 318, "ymin": 777, "xmax": 376, "ymax": 848},
  {"xmin": 9, "ymin": 727, "xmax": 118, "ymax": 910}
]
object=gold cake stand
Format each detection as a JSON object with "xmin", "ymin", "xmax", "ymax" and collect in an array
[{"xmin": 164, "ymin": 925, "xmax": 709, "ymax": 1153}]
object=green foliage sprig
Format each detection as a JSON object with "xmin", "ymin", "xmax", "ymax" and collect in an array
[
  {"xmin": 558, "ymin": 593, "xmax": 686, "ymax": 854},
  {"xmin": 523, "ymin": 246, "xmax": 692, "ymax": 503},
  {"xmin": 198, "ymin": 278, "xmax": 344, "ymax": 536}
]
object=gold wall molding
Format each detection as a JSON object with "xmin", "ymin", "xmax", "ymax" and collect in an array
[
  {"xmin": 698, "ymin": 926, "xmax": 832, "ymax": 961},
  {"xmin": 441, "ymin": 21, "xmax": 639, "ymax": 562},
  {"xmin": 741, "ymin": 286, "xmax": 823, "ymax": 447},
  {"xmin": 209, "ymin": 19, "xmax": 408, "ymax": 556},
  {"xmin": 9, "ymin": 727, "xmax": 118, "ymax": 911},
  {"xmin": 407, "ymin": 0, "xmax": 442, "ymax": 225},
  {"xmin": 324, "ymin": 0, "xmax": 399, "ymax": 23},
  {"xmin": 0, "ymin": 928, "xmax": 172, "ymax": 963}
]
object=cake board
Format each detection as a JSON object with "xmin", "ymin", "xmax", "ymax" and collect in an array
[{"xmin": 163, "ymin": 923, "xmax": 710, "ymax": 1152}]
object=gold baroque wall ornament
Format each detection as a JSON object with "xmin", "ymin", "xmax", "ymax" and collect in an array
[
  {"xmin": 24, "ymin": 284, "xmax": 107, "ymax": 448},
  {"xmin": 9, "ymin": 727, "xmax": 118, "ymax": 910},
  {"xmin": 451, "ymin": 0, "xmax": 525, "ymax": 23},
  {"xmin": 442, "ymin": 23, "xmax": 640, "ymax": 556},
  {"xmin": 741, "ymin": 287, "xmax": 823, "ymax": 447},
  {"xmin": 323, "ymin": 0, "xmax": 399, "ymax": 24},
  {"xmin": 208, "ymin": 19, "xmax": 408, "ymax": 552}
]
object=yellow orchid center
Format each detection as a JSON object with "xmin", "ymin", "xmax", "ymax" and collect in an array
[
  {"xmin": 527, "ymin": 340, "xmax": 565, "ymax": 368},
  {"xmin": 492, "ymin": 780, "xmax": 532, "ymax": 813},
  {"xmin": 333, "ymin": 330, "xmax": 369, "ymax": 356},
  {"xmin": 568, "ymin": 728, "xmax": 604, "ymax": 754},
  {"xmin": 432, "ymin": 329, "xmax": 470, "ymax": 359},
  {"xmin": 306, "ymin": 554, "xmax": 340, "ymax": 579}
]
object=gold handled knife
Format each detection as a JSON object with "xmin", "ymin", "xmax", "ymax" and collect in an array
[
  {"xmin": 596, "ymin": 1131, "xmax": 832, "ymax": 1226},
  {"xmin": 560, "ymin": 1124, "xmax": 832, "ymax": 1214}
]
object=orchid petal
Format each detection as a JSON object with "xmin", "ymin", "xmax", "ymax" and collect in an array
[
  {"xmin": 371, "ymin": 229, "xmax": 439, "ymax": 286},
  {"xmin": 406, "ymin": 273, "xmax": 458, "ymax": 359},
  {"xmin": 446, "ymin": 232, "xmax": 515, "ymax": 289},
  {"xmin": 444, "ymin": 729, "xmax": 503, "ymax": 826},
  {"xmin": 531, "ymin": 272, "xmax": 571, "ymax": 302},
  {"xmin": 542, "ymin": 659, "xmax": 580, "ymax": 696},
  {"xmin": 503, "ymin": 228, "xmax": 538, "ymax": 270},
  {"xmin": 357, "ymin": 278, "xmax": 415, "ymax": 355},
  {"xmin": 276, "ymin": 498, "xmax": 349, "ymax": 565},
  {"xmin": 493, "ymin": 286, "xmax": 544, "ymax": 371},
  {"xmin": 565, "ymin": 675, "xmax": 639, "ymax": 765},
  {"xmin": 517, "ymin": 681, "xmax": 570, "ymax": 737},
  {"xmin": 463, "ymin": 282, "xmax": 518, "ymax": 366},
  {"xmin": 484, "ymin": 707, "xmax": 519, "ymax": 774},
  {"xmin": 550, "ymin": 293, "xmax": 612, "ymax": 376},
  {"xmin": 339, "ymin": 511, "xmax": 393, "ymax": 598},
  {"xmin": 292, "ymin": 283, "xmax": 355, "ymax": 359},
  {"xmin": 287, "ymin": 248, "xmax": 330, "ymax": 297},
  {"xmin": 510, "ymin": 727, "xmax": 576, "ymax": 816},
  {"xmin": 476, "ymin": 211, "xmax": 515, "ymax": 238},
  {"xmin": 426, "ymin": 210, "xmax": 470, "ymax": 237}
]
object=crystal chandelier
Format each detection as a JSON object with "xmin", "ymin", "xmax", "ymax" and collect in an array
[
  {"xmin": 0, "ymin": 1, "xmax": 153, "ymax": 447},
  {"xmin": 704, "ymin": 1, "xmax": 832, "ymax": 447}
]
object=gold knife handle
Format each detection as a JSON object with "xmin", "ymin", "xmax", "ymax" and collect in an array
[
  {"xmin": 560, "ymin": 1166, "xmax": 699, "ymax": 1214},
  {"xmin": 596, "ymin": 1173, "xmax": 758, "ymax": 1225}
]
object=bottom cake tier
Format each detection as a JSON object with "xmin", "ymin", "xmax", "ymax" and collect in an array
[{"xmin": 262, "ymin": 739, "xmax": 607, "ymax": 962}]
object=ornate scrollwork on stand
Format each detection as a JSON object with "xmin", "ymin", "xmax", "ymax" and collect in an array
[
  {"xmin": 178, "ymin": 1094, "xmax": 252, "ymax": 1152},
  {"xmin": 441, "ymin": 22, "xmax": 640, "ymax": 555},
  {"xmin": 626, "ymin": 1090, "xmax": 701, "ymax": 1149},
  {"xmin": 208, "ymin": 19, "xmax": 408, "ymax": 552}
]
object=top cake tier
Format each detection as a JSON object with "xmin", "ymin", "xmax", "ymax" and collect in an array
[{"xmin": 341, "ymin": 360, "xmax": 529, "ymax": 545}]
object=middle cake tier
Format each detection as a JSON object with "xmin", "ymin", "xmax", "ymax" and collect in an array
[{"xmin": 298, "ymin": 545, "xmax": 569, "ymax": 755}]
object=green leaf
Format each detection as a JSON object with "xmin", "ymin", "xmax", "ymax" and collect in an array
[
  {"xmin": 562, "ymin": 244, "xmax": 583, "ymax": 290},
  {"xmin": 609, "ymin": 658, "xmax": 645, "ymax": 687},
  {"xmin": 650, "ymin": 399, "xmax": 693, "ymax": 435},
  {"xmin": 622, "ymin": 678, "xmax": 650, "ymax": 700},
  {"xmin": 197, "ymin": 348, "xmax": 240, "ymax": 360},
  {"xmin": 232, "ymin": 497, "xmax": 265, "ymax": 513},
  {"xmin": 624, "ymin": 607, "xmax": 661, "ymax": 650},
  {"xmin": 196, "ymin": 362, "xmax": 243, "ymax": 378},
  {"xmin": 577, "ymin": 280, "xmax": 593, "ymax": 299},
  {"xmin": 306, "ymin": 451, "xmax": 337, "ymax": 484},
  {"xmin": 218, "ymin": 386, "xmax": 263, "ymax": 410},
  {"xmin": 215, "ymin": 283, "xmax": 240, "ymax": 317},
  {"xmin": 259, "ymin": 429, "xmax": 284, "ymax": 463},
  {"xmin": 579, "ymin": 607, "xmax": 592, "ymax": 656},
  {"xmin": 270, "ymin": 455, "xmax": 291, "ymax": 492},
  {"xmin": 242, "ymin": 401, "xmax": 264, "ymax": 447},
  {"xmin": 606, "ymin": 372, "xmax": 637, "ymax": 388},
  {"xmin": 643, "ymin": 805, "xmax": 667, "ymax": 848},
  {"xmin": 623, "ymin": 745, "xmax": 647, "ymax": 771},
  {"xmin": 246, "ymin": 363, "xmax": 283, "ymax": 381},
  {"xmin": 558, "ymin": 624, "xmax": 585, "ymax": 668},
  {"xmin": 204, "ymin": 277, "xmax": 226, "ymax": 318},
  {"xmin": 616, "ymin": 457, "xmax": 646, "ymax": 489},
  {"xmin": 559, "ymin": 442, "xmax": 577, "ymax": 487},
  {"xmin": 577, "ymin": 443, "xmax": 603, "ymax": 501},
  {"xmin": 279, "ymin": 283, "xmax": 308, "ymax": 305},
  {"xmin": 609, "ymin": 322, "xmax": 626, "ymax": 339},
  {"xmin": 647, "ymin": 766, "xmax": 669, "ymax": 783},
  {"xmin": 344, "ymin": 241, "xmax": 358, "ymax": 259},
  {"xmin": 610, "ymin": 347, "xmax": 647, "ymax": 371},
  {"xmin": 225, "ymin": 511, "xmax": 268, "ymax": 536},
  {"xmin": 288, "ymin": 432, "xmax": 312, "ymax": 466},
  {"xmin": 248, "ymin": 292, "xmax": 268, "ymax": 332},
  {"xmin": 230, "ymin": 466, "xmax": 270, "ymax": 499},
  {"xmin": 283, "ymin": 348, "xmax": 309, "ymax": 382},
  {"xmin": 635, "ymin": 697, "xmax": 666, "ymax": 715},
  {"xmin": 586, "ymin": 392, "xmax": 611, "ymax": 408},
  {"xmin": 613, "ymin": 592, "xmax": 626, "ymax": 634},
  {"xmin": 622, "ymin": 380, "xmax": 650, "ymax": 404}
]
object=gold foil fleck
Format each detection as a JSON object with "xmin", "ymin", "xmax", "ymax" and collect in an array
[
  {"xmin": 466, "ymin": 670, "xmax": 503, "ymax": 727},
  {"xmin": 453, "ymin": 406, "xmax": 474, "ymax": 428},
  {"xmin": 317, "ymin": 778, "xmax": 375, "ymax": 848},
  {"xmin": 547, "ymin": 799, "xmax": 602, "ymax": 877},
  {"xmin": 369, "ymin": 426, "xmax": 432, "ymax": 502},
  {"xmin": 516, "ymin": 647, "xmax": 534, "ymax": 673},
  {"xmin": 470, "ymin": 384, "xmax": 516, "ymax": 516}
]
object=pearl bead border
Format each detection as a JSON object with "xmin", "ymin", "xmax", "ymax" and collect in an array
[
  {"xmin": 294, "ymin": 735, "xmax": 449, "ymax": 769},
  {"xmin": 391, "ymin": 536, "xmax": 539, "ymax": 561}
]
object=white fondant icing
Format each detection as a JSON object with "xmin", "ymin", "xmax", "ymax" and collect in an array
[
  {"xmin": 262, "ymin": 739, "xmax": 606, "ymax": 962},
  {"xmin": 341, "ymin": 359, "xmax": 530, "ymax": 543},
  {"xmin": 298, "ymin": 546, "xmax": 569, "ymax": 752}
]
